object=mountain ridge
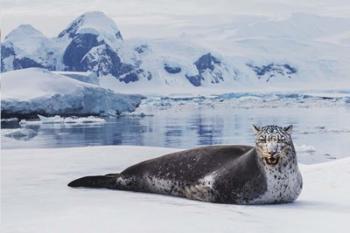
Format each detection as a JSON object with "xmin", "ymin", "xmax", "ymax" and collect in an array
[{"xmin": 1, "ymin": 11, "xmax": 348, "ymax": 91}]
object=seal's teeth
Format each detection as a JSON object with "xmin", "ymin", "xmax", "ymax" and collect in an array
[{"xmin": 264, "ymin": 156, "xmax": 280, "ymax": 166}]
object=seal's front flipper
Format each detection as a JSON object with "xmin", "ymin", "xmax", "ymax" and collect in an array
[{"xmin": 68, "ymin": 174, "xmax": 119, "ymax": 189}]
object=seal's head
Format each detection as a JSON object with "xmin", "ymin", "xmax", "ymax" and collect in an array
[{"xmin": 252, "ymin": 125, "xmax": 294, "ymax": 166}]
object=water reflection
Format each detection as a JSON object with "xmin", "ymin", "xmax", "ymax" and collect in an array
[{"xmin": 2, "ymin": 105, "xmax": 350, "ymax": 164}]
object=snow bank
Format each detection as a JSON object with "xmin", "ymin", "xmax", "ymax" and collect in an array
[
  {"xmin": 2, "ymin": 146, "xmax": 349, "ymax": 233},
  {"xmin": 1, "ymin": 68, "xmax": 143, "ymax": 118}
]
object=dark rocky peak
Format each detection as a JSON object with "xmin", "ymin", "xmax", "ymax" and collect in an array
[
  {"xmin": 63, "ymin": 33, "xmax": 101, "ymax": 71},
  {"xmin": 247, "ymin": 63, "xmax": 297, "ymax": 82},
  {"xmin": 194, "ymin": 53, "xmax": 221, "ymax": 72},
  {"xmin": 164, "ymin": 63, "xmax": 181, "ymax": 74},
  {"xmin": 185, "ymin": 53, "xmax": 224, "ymax": 86}
]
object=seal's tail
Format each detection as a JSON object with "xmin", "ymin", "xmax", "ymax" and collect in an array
[{"xmin": 68, "ymin": 173, "xmax": 120, "ymax": 189}]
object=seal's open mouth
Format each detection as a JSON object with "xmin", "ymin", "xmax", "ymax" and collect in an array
[{"xmin": 264, "ymin": 156, "xmax": 280, "ymax": 165}]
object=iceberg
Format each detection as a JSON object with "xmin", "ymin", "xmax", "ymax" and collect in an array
[{"xmin": 1, "ymin": 68, "xmax": 144, "ymax": 118}]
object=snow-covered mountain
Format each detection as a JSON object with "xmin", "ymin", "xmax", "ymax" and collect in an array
[
  {"xmin": 1, "ymin": 11, "xmax": 349, "ymax": 93},
  {"xmin": 58, "ymin": 11, "xmax": 123, "ymax": 49},
  {"xmin": 58, "ymin": 12, "xmax": 120, "ymax": 73},
  {"xmin": 1, "ymin": 24, "xmax": 58, "ymax": 71},
  {"xmin": 1, "ymin": 12, "xmax": 141, "ymax": 80}
]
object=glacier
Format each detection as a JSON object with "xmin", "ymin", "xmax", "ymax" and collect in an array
[{"xmin": 1, "ymin": 68, "xmax": 144, "ymax": 118}]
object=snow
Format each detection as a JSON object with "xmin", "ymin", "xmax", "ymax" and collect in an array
[
  {"xmin": 3, "ymin": 24, "xmax": 51, "ymax": 57},
  {"xmin": 1, "ymin": 24, "xmax": 59, "ymax": 71},
  {"xmin": 53, "ymin": 71, "xmax": 99, "ymax": 85},
  {"xmin": 2, "ymin": 68, "xmax": 86, "ymax": 100},
  {"xmin": 2, "ymin": 145, "xmax": 349, "ymax": 233},
  {"xmin": 59, "ymin": 11, "xmax": 123, "ymax": 50},
  {"xmin": 1, "ymin": 68, "xmax": 143, "ymax": 117},
  {"xmin": 295, "ymin": 144, "xmax": 317, "ymax": 153}
]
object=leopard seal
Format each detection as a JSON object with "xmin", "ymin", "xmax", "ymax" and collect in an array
[{"xmin": 68, "ymin": 125, "xmax": 303, "ymax": 204}]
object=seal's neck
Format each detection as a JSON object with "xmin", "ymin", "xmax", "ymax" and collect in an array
[{"xmin": 252, "ymin": 146, "xmax": 303, "ymax": 204}]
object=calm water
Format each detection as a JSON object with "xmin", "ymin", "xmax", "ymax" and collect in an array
[{"xmin": 2, "ymin": 104, "xmax": 350, "ymax": 164}]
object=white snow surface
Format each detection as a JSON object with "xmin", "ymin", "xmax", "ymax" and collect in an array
[
  {"xmin": 1, "ymin": 68, "xmax": 143, "ymax": 116},
  {"xmin": 2, "ymin": 146, "xmax": 349, "ymax": 233}
]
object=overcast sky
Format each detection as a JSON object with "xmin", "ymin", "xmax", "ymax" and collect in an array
[{"xmin": 2, "ymin": 0, "xmax": 350, "ymax": 38}]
